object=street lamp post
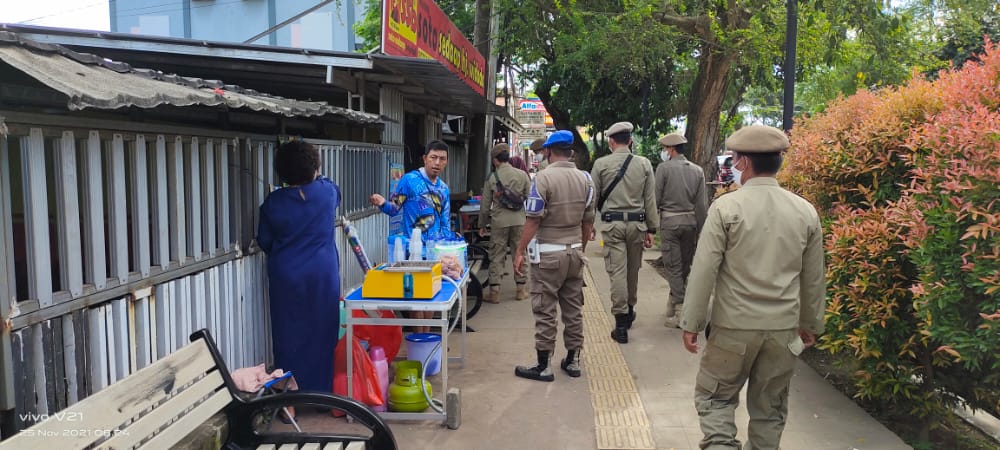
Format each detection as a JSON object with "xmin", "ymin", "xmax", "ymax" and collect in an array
[{"xmin": 782, "ymin": 0, "xmax": 798, "ymax": 131}]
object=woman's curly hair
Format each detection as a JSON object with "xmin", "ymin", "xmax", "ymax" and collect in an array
[{"xmin": 274, "ymin": 140, "xmax": 320, "ymax": 185}]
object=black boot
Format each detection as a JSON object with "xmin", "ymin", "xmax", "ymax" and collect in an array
[
  {"xmin": 561, "ymin": 349, "xmax": 582, "ymax": 377},
  {"xmin": 611, "ymin": 314, "xmax": 629, "ymax": 344},
  {"xmin": 626, "ymin": 305, "xmax": 636, "ymax": 329},
  {"xmin": 515, "ymin": 350, "xmax": 554, "ymax": 382}
]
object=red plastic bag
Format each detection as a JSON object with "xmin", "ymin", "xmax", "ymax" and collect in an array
[
  {"xmin": 333, "ymin": 336, "xmax": 384, "ymax": 413},
  {"xmin": 349, "ymin": 310, "xmax": 403, "ymax": 362}
]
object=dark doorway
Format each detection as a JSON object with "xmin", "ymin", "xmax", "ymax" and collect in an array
[{"xmin": 404, "ymin": 113, "xmax": 424, "ymax": 172}]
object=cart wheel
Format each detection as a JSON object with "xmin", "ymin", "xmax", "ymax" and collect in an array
[
  {"xmin": 467, "ymin": 243, "xmax": 490, "ymax": 272},
  {"xmin": 449, "ymin": 272, "xmax": 482, "ymax": 330},
  {"xmin": 446, "ymin": 388, "xmax": 461, "ymax": 430},
  {"xmin": 465, "ymin": 272, "xmax": 483, "ymax": 319}
]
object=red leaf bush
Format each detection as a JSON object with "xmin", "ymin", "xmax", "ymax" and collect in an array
[{"xmin": 781, "ymin": 39, "xmax": 1000, "ymax": 424}]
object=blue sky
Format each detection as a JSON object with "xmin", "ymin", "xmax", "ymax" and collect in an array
[{"xmin": 0, "ymin": 1, "xmax": 110, "ymax": 31}]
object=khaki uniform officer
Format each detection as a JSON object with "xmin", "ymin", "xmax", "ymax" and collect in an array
[
  {"xmin": 655, "ymin": 133, "xmax": 708, "ymax": 328},
  {"xmin": 479, "ymin": 143, "xmax": 532, "ymax": 302},
  {"xmin": 512, "ymin": 130, "xmax": 596, "ymax": 382},
  {"xmin": 680, "ymin": 126, "xmax": 826, "ymax": 450},
  {"xmin": 530, "ymin": 137, "xmax": 548, "ymax": 172},
  {"xmin": 590, "ymin": 121, "xmax": 658, "ymax": 344}
]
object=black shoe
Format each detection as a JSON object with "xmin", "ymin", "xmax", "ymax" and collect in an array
[
  {"xmin": 611, "ymin": 314, "xmax": 629, "ymax": 344},
  {"xmin": 515, "ymin": 350, "xmax": 554, "ymax": 382},
  {"xmin": 561, "ymin": 349, "xmax": 581, "ymax": 377},
  {"xmin": 626, "ymin": 305, "xmax": 636, "ymax": 329}
]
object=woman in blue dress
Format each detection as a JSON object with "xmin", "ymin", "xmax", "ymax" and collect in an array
[{"xmin": 258, "ymin": 140, "xmax": 341, "ymax": 392}]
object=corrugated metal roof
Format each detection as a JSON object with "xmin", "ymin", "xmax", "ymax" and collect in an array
[
  {"xmin": 0, "ymin": 31, "xmax": 383, "ymax": 126},
  {"xmin": 372, "ymin": 54, "xmax": 522, "ymax": 129}
]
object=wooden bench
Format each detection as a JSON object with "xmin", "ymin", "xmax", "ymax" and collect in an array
[{"xmin": 0, "ymin": 329, "xmax": 397, "ymax": 450}]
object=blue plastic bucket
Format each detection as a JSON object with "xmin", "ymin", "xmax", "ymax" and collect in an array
[{"xmin": 404, "ymin": 333, "xmax": 442, "ymax": 376}]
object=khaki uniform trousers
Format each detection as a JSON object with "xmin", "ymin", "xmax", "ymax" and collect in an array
[
  {"xmin": 660, "ymin": 223, "xmax": 697, "ymax": 307},
  {"xmin": 695, "ymin": 326, "xmax": 799, "ymax": 450},
  {"xmin": 601, "ymin": 222, "xmax": 644, "ymax": 315},
  {"xmin": 487, "ymin": 225, "xmax": 526, "ymax": 288},
  {"xmin": 530, "ymin": 248, "xmax": 585, "ymax": 352}
]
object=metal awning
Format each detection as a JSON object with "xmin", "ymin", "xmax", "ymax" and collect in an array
[
  {"xmin": 371, "ymin": 54, "xmax": 523, "ymax": 130},
  {"xmin": 0, "ymin": 31, "xmax": 383, "ymax": 126},
  {"xmin": 0, "ymin": 24, "xmax": 522, "ymax": 128}
]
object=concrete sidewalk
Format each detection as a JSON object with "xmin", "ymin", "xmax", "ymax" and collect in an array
[
  {"xmin": 384, "ymin": 247, "xmax": 912, "ymax": 449},
  {"xmin": 586, "ymin": 246, "xmax": 911, "ymax": 450}
]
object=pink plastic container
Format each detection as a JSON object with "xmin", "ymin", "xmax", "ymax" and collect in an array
[{"xmin": 369, "ymin": 346, "xmax": 390, "ymax": 412}]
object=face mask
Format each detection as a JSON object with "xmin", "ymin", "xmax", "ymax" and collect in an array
[
  {"xmin": 534, "ymin": 153, "xmax": 544, "ymax": 162},
  {"xmin": 660, "ymin": 151, "xmax": 671, "ymax": 162},
  {"xmin": 731, "ymin": 159, "xmax": 743, "ymax": 187}
]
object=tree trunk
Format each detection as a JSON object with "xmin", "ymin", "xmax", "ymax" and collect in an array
[
  {"xmin": 535, "ymin": 74, "xmax": 592, "ymax": 170},
  {"xmin": 685, "ymin": 44, "xmax": 737, "ymax": 181}
]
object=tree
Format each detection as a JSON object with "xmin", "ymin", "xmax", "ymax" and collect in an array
[
  {"xmin": 495, "ymin": 0, "xmax": 686, "ymax": 169},
  {"xmin": 497, "ymin": 0, "xmax": 907, "ymax": 176}
]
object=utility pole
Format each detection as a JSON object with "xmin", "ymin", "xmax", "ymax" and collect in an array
[
  {"xmin": 468, "ymin": 0, "xmax": 494, "ymax": 192},
  {"xmin": 782, "ymin": 0, "xmax": 798, "ymax": 131}
]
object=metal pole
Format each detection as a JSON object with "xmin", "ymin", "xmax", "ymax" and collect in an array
[
  {"xmin": 782, "ymin": 0, "xmax": 798, "ymax": 131},
  {"xmin": 243, "ymin": 0, "xmax": 336, "ymax": 44}
]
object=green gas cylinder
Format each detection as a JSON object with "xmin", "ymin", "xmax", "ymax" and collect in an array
[{"xmin": 388, "ymin": 360, "xmax": 432, "ymax": 412}]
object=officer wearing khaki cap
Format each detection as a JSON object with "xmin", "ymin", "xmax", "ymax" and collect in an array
[
  {"xmin": 479, "ymin": 143, "xmax": 532, "ymax": 302},
  {"xmin": 529, "ymin": 138, "xmax": 549, "ymax": 172},
  {"xmin": 680, "ymin": 125, "xmax": 826, "ymax": 450},
  {"xmin": 590, "ymin": 121, "xmax": 659, "ymax": 344},
  {"xmin": 654, "ymin": 132, "xmax": 708, "ymax": 328}
]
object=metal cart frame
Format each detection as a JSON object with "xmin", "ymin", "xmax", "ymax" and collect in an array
[{"xmin": 343, "ymin": 273, "xmax": 468, "ymax": 429}]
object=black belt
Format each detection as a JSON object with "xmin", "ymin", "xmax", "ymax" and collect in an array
[{"xmin": 602, "ymin": 211, "xmax": 645, "ymax": 222}]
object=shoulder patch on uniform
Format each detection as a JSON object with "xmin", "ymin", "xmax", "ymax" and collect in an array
[{"xmin": 525, "ymin": 178, "xmax": 545, "ymax": 214}]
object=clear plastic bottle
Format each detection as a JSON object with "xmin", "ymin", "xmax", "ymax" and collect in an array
[
  {"xmin": 408, "ymin": 228, "xmax": 423, "ymax": 260},
  {"xmin": 392, "ymin": 236, "xmax": 405, "ymax": 264}
]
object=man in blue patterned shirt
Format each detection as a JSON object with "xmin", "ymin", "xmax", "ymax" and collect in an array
[{"xmin": 370, "ymin": 140, "xmax": 459, "ymax": 250}]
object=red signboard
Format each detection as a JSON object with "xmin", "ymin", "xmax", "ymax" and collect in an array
[{"xmin": 381, "ymin": 0, "xmax": 486, "ymax": 96}]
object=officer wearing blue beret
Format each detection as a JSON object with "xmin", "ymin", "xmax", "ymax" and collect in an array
[{"xmin": 512, "ymin": 130, "xmax": 596, "ymax": 381}]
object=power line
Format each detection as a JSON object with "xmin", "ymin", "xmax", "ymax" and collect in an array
[{"xmin": 17, "ymin": 1, "xmax": 107, "ymax": 24}]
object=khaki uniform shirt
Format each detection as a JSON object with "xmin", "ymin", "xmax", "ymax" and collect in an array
[
  {"xmin": 479, "ymin": 163, "xmax": 531, "ymax": 228},
  {"xmin": 536, "ymin": 159, "xmax": 549, "ymax": 171},
  {"xmin": 655, "ymin": 155, "xmax": 708, "ymax": 229},
  {"xmin": 590, "ymin": 148, "xmax": 658, "ymax": 232},
  {"xmin": 525, "ymin": 161, "xmax": 596, "ymax": 244},
  {"xmin": 680, "ymin": 177, "xmax": 826, "ymax": 334}
]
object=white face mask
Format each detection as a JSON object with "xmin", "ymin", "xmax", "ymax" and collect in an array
[
  {"xmin": 534, "ymin": 153, "xmax": 544, "ymax": 162},
  {"xmin": 731, "ymin": 158, "xmax": 744, "ymax": 187},
  {"xmin": 660, "ymin": 151, "xmax": 671, "ymax": 162}
]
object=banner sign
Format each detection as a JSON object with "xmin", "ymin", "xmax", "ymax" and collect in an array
[
  {"xmin": 382, "ymin": 0, "xmax": 486, "ymax": 96},
  {"xmin": 518, "ymin": 98, "xmax": 553, "ymax": 127},
  {"xmin": 520, "ymin": 128, "xmax": 546, "ymax": 139}
]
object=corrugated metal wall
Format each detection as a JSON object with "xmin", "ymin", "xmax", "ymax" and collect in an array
[
  {"xmin": 0, "ymin": 113, "xmax": 399, "ymax": 434},
  {"xmin": 380, "ymin": 87, "xmax": 404, "ymax": 146},
  {"xmin": 310, "ymin": 139, "xmax": 403, "ymax": 288}
]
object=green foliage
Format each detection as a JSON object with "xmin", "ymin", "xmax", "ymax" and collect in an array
[
  {"xmin": 781, "ymin": 40, "xmax": 1000, "ymax": 434},
  {"xmin": 496, "ymin": 0, "xmax": 684, "ymax": 139},
  {"xmin": 920, "ymin": 0, "xmax": 1000, "ymax": 69}
]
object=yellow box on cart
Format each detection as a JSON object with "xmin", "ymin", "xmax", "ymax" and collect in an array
[{"xmin": 361, "ymin": 261, "xmax": 442, "ymax": 299}]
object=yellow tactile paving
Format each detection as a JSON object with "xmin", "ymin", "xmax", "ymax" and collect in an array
[{"xmin": 582, "ymin": 268, "xmax": 656, "ymax": 449}]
